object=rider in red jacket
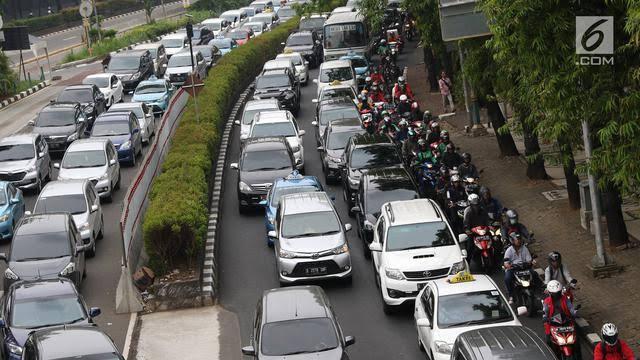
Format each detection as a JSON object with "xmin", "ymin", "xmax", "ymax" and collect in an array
[
  {"xmin": 594, "ymin": 323, "xmax": 636, "ymax": 360},
  {"xmin": 392, "ymin": 76, "xmax": 414, "ymax": 102}
]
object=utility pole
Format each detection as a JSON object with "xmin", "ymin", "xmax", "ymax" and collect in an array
[
  {"xmin": 457, "ymin": 42, "xmax": 485, "ymax": 135},
  {"xmin": 92, "ymin": 0, "xmax": 102, "ymax": 41},
  {"xmin": 185, "ymin": 15, "xmax": 200, "ymax": 123}
]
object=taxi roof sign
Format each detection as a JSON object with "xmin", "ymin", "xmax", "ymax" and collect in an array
[
  {"xmin": 285, "ymin": 170, "xmax": 303, "ymax": 180},
  {"xmin": 448, "ymin": 271, "xmax": 475, "ymax": 284},
  {"xmin": 283, "ymin": 48, "xmax": 293, "ymax": 54},
  {"xmin": 330, "ymin": 80, "xmax": 342, "ymax": 85}
]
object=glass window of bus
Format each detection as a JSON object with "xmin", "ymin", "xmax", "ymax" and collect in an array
[{"xmin": 324, "ymin": 22, "xmax": 366, "ymax": 49}]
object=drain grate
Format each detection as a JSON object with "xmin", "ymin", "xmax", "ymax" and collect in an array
[{"xmin": 542, "ymin": 190, "xmax": 569, "ymax": 201}]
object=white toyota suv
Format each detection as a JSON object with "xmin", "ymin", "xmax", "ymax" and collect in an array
[{"xmin": 369, "ymin": 199, "xmax": 467, "ymax": 314}]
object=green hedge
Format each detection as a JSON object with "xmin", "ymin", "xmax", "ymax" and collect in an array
[{"xmin": 143, "ymin": 18, "xmax": 300, "ymax": 273}]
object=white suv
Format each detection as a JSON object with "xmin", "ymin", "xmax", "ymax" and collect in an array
[{"xmin": 369, "ymin": 199, "xmax": 467, "ymax": 313}]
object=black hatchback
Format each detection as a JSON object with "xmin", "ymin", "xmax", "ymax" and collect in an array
[
  {"xmin": 22, "ymin": 326, "xmax": 123, "ymax": 360},
  {"xmin": 56, "ymin": 85, "xmax": 107, "ymax": 128},
  {"xmin": 253, "ymin": 69, "xmax": 301, "ymax": 115}
]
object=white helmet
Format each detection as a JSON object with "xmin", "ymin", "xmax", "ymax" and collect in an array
[
  {"xmin": 451, "ymin": 174, "xmax": 460, "ymax": 182},
  {"xmin": 546, "ymin": 280, "xmax": 562, "ymax": 294},
  {"xmin": 399, "ymin": 94, "xmax": 408, "ymax": 102},
  {"xmin": 468, "ymin": 193, "xmax": 480, "ymax": 205},
  {"xmin": 602, "ymin": 323, "xmax": 619, "ymax": 345}
]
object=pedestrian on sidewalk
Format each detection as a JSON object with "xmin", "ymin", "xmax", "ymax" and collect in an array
[
  {"xmin": 594, "ymin": 323, "xmax": 636, "ymax": 360},
  {"xmin": 439, "ymin": 71, "xmax": 455, "ymax": 113}
]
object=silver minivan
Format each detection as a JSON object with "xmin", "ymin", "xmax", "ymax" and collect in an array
[
  {"xmin": 0, "ymin": 134, "xmax": 51, "ymax": 192},
  {"xmin": 33, "ymin": 179, "xmax": 103, "ymax": 257},
  {"xmin": 269, "ymin": 192, "xmax": 352, "ymax": 285}
]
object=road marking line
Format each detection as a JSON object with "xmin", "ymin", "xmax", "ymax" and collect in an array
[
  {"xmin": 63, "ymin": 36, "xmax": 77, "ymax": 41},
  {"xmin": 122, "ymin": 312, "xmax": 137, "ymax": 359}
]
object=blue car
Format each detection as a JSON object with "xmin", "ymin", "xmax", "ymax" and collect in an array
[
  {"xmin": 132, "ymin": 76, "xmax": 175, "ymax": 115},
  {"xmin": 340, "ymin": 53, "xmax": 370, "ymax": 89},
  {"xmin": 0, "ymin": 182, "xmax": 24, "ymax": 240},
  {"xmin": 259, "ymin": 171, "xmax": 324, "ymax": 245},
  {"xmin": 90, "ymin": 112, "xmax": 143, "ymax": 166},
  {"xmin": 208, "ymin": 37, "xmax": 238, "ymax": 56}
]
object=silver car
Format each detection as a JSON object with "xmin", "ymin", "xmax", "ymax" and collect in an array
[
  {"xmin": 33, "ymin": 179, "xmax": 103, "ymax": 257},
  {"xmin": 235, "ymin": 99, "xmax": 281, "ymax": 140},
  {"xmin": 134, "ymin": 43, "xmax": 169, "ymax": 76},
  {"xmin": 108, "ymin": 102, "xmax": 156, "ymax": 144},
  {"xmin": 55, "ymin": 139, "xmax": 120, "ymax": 202},
  {"xmin": 269, "ymin": 191, "xmax": 352, "ymax": 285},
  {"xmin": 0, "ymin": 134, "xmax": 51, "ymax": 192}
]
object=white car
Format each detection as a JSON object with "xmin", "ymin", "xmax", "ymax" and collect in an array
[
  {"xmin": 314, "ymin": 60, "xmax": 357, "ymax": 97},
  {"xmin": 55, "ymin": 139, "xmax": 121, "ymax": 202},
  {"xmin": 201, "ymin": 18, "xmax": 232, "ymax": 36},
  {"xmin": 243, "ymin": 110, "xmax": 305, "ymax": 172},
  {"xmin": 368, "ymin": 199, "xmax": 467, "ymax": 313},
  {"xmin": 276, "ymin": 52, "xmax": 309, "ymax": 85},
  {"xmin": 108, "ymin": 102, "xmax": 156, "ymax": 144},
  {"xmin": 312, "ymin": 83, "xmax": 358, "ymax": 105},
  {"xmin": 82, "ymin": 73, "xmax": 123, "ymax": 107},
  {"xmin": 160, "ymin": 33, "xmax": 189, "ymax": 58},
  {"xmin": 33, "ymin": 179, "xmax": 103, "ymax": 257},
  {"xmin": 235, "ymin": 99, "xmax": 281, "ymax": 140},
  {"xmin": 414, "ymin": 273, "xmax": 522, "ymax": 360},
  {"xmin": 164, "ymin": 51, "xmax": 208, "ymax": 86},
  {"xmin": 262, "ymin": 59, "xmax": 298, "ymax": 82},
  {"xmin": 242, "ymin": 21, "xmax": 269, "ymax": 36}
]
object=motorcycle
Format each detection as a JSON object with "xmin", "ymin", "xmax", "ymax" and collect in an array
[
  {"xmin": 464, "ymin": 177, "xmax": 480, "ymax": 196},
  {"xmin": 469, "ymin": 225, "xmax": 496, "ymax": 274},
  {"xmin": 549, "ymin": 320, "xmax": 580, "ymax": 360},
  {"xmin": 510, "ymin": 263, "xmax": 538, "ymax": 317},
  {"xmin": 416, "ymin": 161, "xmax": 439, "ymax": 198}
]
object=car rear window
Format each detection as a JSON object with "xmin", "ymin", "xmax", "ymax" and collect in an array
[
  {"xmin": 261, "ymin": 318, "xmax": 339, "ymax": 356},
  {"xmin": 11, "ymin": 231, "xmax": 71, "ymax": 261}
]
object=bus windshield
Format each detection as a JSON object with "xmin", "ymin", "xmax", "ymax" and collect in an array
[{"xmin": 324, "ymin": 22, "xmax": 366, "ymax": 49}]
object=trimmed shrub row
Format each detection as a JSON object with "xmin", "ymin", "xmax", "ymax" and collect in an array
[{"xmin": 142, "ymin": 18, "xmax": 300, "ymax": 273}]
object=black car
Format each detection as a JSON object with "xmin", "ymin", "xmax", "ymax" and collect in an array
[
  {"xmin": 284, "ymin": 30, "xmax": 323, "ymax": 67},
  {"xmin": 231, "ymin": 137, "xmax": 297, "ymax": 213},
  {"xmin": 0, "ymin": 278, "xmax": 101, "ymax": 359},
  {"xmin": 352, "ymin": 168, "xmax": 419, "ymax": 257},
  {"xmin": 192, "ymin": 25, "xmax": 215, "ymax": 45},
  {"xmin": 340, "ymin": 133, "xmax": 404, "ymax": 210},
  {"xmin": 22, "ymin": 326, "xmax": 124, "ymax": 360},
  {"xmin": 0, "ymin": 213, "xmax": 89, "ymax": 291},
  {"xmin": 31, "ymin": 102, "xmax": 88, "ymax": 153},
  {"xmin": 106, "ymin": 50, "xmax": 155, "ymax": 92},
  {"xmin": 56, "ymin": 85, "xmax": 106, "ymax": 128},
  {"xmin": 253, "ymin": 69, "xmax": 300, "ymax": 115},
  {"xmin": 299, "ymin": 15, "xmax": 326, "ymax": 40},
  {"xmin": 318, "ymin": 117, "xmax": 364, "ymax": 183},
  {"xmin": 242, "ymin": 285, "xmax": 355, "ymax": 359},
  {"xmin": 312, "ymin": 97, "xmax": 360, "ymax": 146}
]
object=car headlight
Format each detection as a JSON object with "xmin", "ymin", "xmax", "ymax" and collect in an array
[
  {"xmin": 67, "ymin": 133, "xmax": 78, "ymax": 142},
  {"xmin": 267, "ymin": 214, "xmax": 275, "ymax": 224},
  {"xmin": 291, "ymin": 144, "xmax": 300, "ymax": 152},
  {"xmin": 0, "ymin": 214, "xmax": 10, "ymax": 222},
  {"xmin": 131, "ymin": 72, "xmax": 141, "ymax": 80},
  {"xmin": 449, "ymin": 260, "xmax": 467, "ymax": 274},
  {"xmin": 348, "ymin": 176, "xmax": 359, "ymax": 187},
  {"xmin": 120, "ymin": 140, "xmax": 132, "ymax": 150},
  {"xmin": 26, "ymin": 164, "xmax": 37, "ymax": 173},
  {"xmin": 332, "ymin": 243, "xmax": 349, "ymax": 255},
  {"xmin": 99, "ymin": 172, "xmax": 110, "ymax": 180},
  {"xmin": 279, "ymin": 249, "xmax": 296, "ymax": 259},
  {"xmin": 238, "ymin": 181, "xmax": 252, "ymax": 192},
  {"xmin": 79, "ymin": 222, "xmax": 91, "ymax": 231},
  {"xmin": 385, "ymin": 268, "xmax": 405, "ymax": 281},
  {"xmin": 253, "ymin": 95, "xmax": 262, "ymax": 100},
  {"xmin": 60, "ymin": 262, "xmax": 75, "ymax": 276},
  {"xmin": 435, "ymin": 341, "xmax": 453, "ymax": 354},
  {"xmin": 84, "ymin": 105, "xmax": 94, "ymax": 114},
  {"xmin": 5, "ymin": 334, "xmax": 22, "ymax": 356},
  {"xmin": 4, "ymin": 268, "xmax": 18, "ymax": 280}
]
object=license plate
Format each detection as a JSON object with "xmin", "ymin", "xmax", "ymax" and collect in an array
[
  {"xmin": 305, "ymin": 266, "xmax": 328, "ymax": 276},
  {"xmin": 417, "ymin": 283, "xmax": 426, "ymax": 291}
]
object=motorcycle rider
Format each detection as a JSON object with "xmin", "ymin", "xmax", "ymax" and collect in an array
[
  {"xmin": 378, "ymin": 116, "xmax": 399, "ymax": 136},
  {"xmin": 458, "ymin": 152, "xmax": 480, "ymax": 179},
  {"xmin": 371, "ymin": 65, "xmax": 385, "ymax": 85},
  {"xmin": 544, "ymin": 251, "xmax": 576, "ymax": 288},
  {"xmin": 402, "ymin": 128, "xmax": 418, "ymax": 163},
  {"xmin": 412, "ymin": 138, "xmax": 437, "ymax": 167},
  {"xmin": 363, "ymin": 76, "xmax": 373, "ymax": 92},
  {"xmin": 426, "ymin": 121, "xmax": 441, "ymax": 145},
  {"xmin": 479, "ymin": 186, "xmax": 503, "ymax": 223},
  {"xmin": 446, "ymin": 174, "xmax": 467, "ymax": 230},
  {"xmin": 503, "ymin": 233, "xmax": 538, "ymax": 304},
  {"xmin": 441, "ymin": 143, "xmax": 462, "ymax": 169},
  {"xmin": 362, "ymin": 117, "xmax": 376, "ymax": 135},
  {"xmin": 395, "ymin": 119, "xmax": 409, "ymax": 142},
  {"xmin": 501, "ymin": 209, "xmax": 532, "ymax": 244},
  {"xmin": 435, "ymin": 130, "xmax": 453, "ymax": 156},
  {"xmin": 396, "ymin": 94, "xmax": 412, "ymax": 114},
  {"xmin": 392, "ymin": 76, "xmax": 415, "ymax": 102},
  {"xmin": 377, "ymin": 39, "xmax": 389, "ymax": 57},
  {"xmin": 370, "ymin": 82, "xmax": 386, "ymax": 103},
  {"xmin": 423, "ymin": 110, "xmax": 434, "ymax": 126},
  {"xmin": 357, "ymin": 93, "xmax": 373, "ymax": 112},
  {"xmin": 594, "ymin": 323, "xmax": 636, "ymax": 360},
  {"xmin": 463, "ymin": 193, "xmax": 490, "ymax": 254},
  {"xmin": 542, "ymin": 280, "xmax": 578, "ymax": 347}
]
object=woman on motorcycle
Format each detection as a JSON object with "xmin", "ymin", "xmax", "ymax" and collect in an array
[
  {"xmin": 362, "ymin": 117, "xmax": 376, "ymax": 135},
  {"xmin": 594, "ymin": 324, "xmax": 636, "ymax": 360},
  {"xmin": 543, "ymin": 280, "xmax": 578, "ymax": 349},
  {"xmin": 378, "ymin": 116, "xmax": 399, "ymax": 136},
  {"xmin": 544, "ymin": 251, "xmax": 576, "ymax": 287},
  {"xmin": 370, "ymin": 82, "xmax": 386, "ymax": 103}
]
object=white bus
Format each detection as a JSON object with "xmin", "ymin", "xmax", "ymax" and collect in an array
[{"xmin": 322, "ymin": 12, "xmax": 371, "ymax": 61}]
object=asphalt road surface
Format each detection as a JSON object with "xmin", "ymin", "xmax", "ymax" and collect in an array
[{"xmin": 218, "ymin": 43, "xmax": 593, "ymax": 359}]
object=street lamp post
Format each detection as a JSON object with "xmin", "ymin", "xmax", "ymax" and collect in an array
[{"xmin": 185, "ymin": 15, "xmax": 200, "ymax": 123}]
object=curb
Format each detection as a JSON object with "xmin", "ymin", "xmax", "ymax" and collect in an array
[
  {"xmin": 0, "ymin": 80, "xmax": 51, "ymax": 110},
  {"xmin": 200, "ymin": 83, "xmax": 254, "ymax": 305},
  {"xmin": 52, "ymin": 56, "xmax": 99, "ymax": 71}
]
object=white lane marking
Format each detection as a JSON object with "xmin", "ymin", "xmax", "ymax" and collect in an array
[
  {"xmin": 122, "ymin": 312, "xmax": 137, "ymax": 359},
  {"xmin": 63, "ymin": 36, "xmax": 77, "ymax": 41}
]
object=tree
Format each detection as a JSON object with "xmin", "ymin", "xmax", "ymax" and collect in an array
[
  {"xmin": 143, "ymin": 0, "xmax": 154, "ymax": 23},
  {"xmin": 357, "ymin": 0, "xmax": 385, "ymax": 38}
]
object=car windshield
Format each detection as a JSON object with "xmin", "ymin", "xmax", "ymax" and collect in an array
[
  {"xmin": 251, "ymin": 122, "xmax": 296, "ymax": 137},
  {"xmin": 194, "ymin": 47, "xmax": 212, "ymax": 59},
  {"xmin": 282, "ymin": 210, "xmax": 341, "ymax": 238},
  {"xmin": 278, "ymin": 8, "xmax": 296, "ymax": 17},
  {"xmin": 287, "ymin": 35, "xmax": 312, "ymax": 47},
  {"xmin": 35, "ymin": 194, "xmax": 88, "ymax": 215},
  {"xmin": 161, "ymin": 38, "xmax": 184, "ymax": 48},
  {"xmin": 366, "ymin": 188, "xmax": 417, "ymax": 214},
  {"xmin": 135, "ymin": 83, "xmax": 166, "ymax": 95},
  {"xmin": 270, "ymin": 185, "xmax": 320, "ymax": 207},
  {"xmin": 206, "ymin": 22, "xmax": 222, "ymax": 31},
  {"xmin": 11, "ymin": 294, "xmax": 86, "ymax": 328},
  {"xmin": 300, "ymin": 18, "xmax": 325, "ymax": 30},
  {"xmin": 0, "ymin": 144, "xmax": 35, "ymax": 161},
  {"xmin": 349, "ymin": 58, "xmax": 367, "ymax": 68},
  {"xmin": 108, "ymin": 56, "xmax": 140, "ymax": 71},
  {"xmin": 210, "ymin": 39, "xmax": 231, "ymax": 49},
  {"xmin": 321, "ymin": 88, "xmax": 355, "ymax": 101},
  {"xmin": 243, "ymin": 8, "xmax": 256, "ymax": 16},
  {"xmin": 62, "ymin": 150, "xmax": 107, "ymax": 169},
  {"xmin": 278, "ymin": 55, "xmax": 302, "ymax": 66},
  {"xmin": 254, "ymin": 15, "xmax": 272, "ymax": 23},
  {"xmin": 82, "ymin": 77, "xmax": 109, "ymax": 88},
  {"xmin": 242, "ymin": 149, "xmax": 292, "ymax": 171},
  {"xmin": 324, "ymin": 22, "xmax": 367, "ymax": 49},
  {"xmin": 92, "ymin": 121, "xmax": 130, "ymax": 136},
  {"xmin": 256, "ymin": 75, "xmax": 290, "ymax": 89},
  {"xmin": 57, "ymin": 89, "xmax": 93, "ymax": 103},
  {"xmin": 327, "ymin": 130, "xmax": 362, "ymax": 150},
  {"xmin": 229, "ymin": 31, "xmax": 248, "ymax": 40},
  {"xmin": 438, "ymin": 291, "xmax": 513, "ymax": 328},
  {"xmin": 36, "ymin": 110, "xmax": 76, "ymax": 127},
  {"xmin": 168, "ymin": 55, "xmax": 194, "ymax": 67},
  {"xmin": 245, "ymin": 24, "xmax": 262, "ymax": 32},
  {"xmin": 385, "ymin": 221, "xmax": 455, "ymax": 251},
  {"xmin": 349, "ymin": 145, "xmax": 401, "ymax": 169},
  {"xmin": 220, "ymin": 14, "xmax": 239, "ymax": 23},
  {"xmin": 11, "ymin": 231, "xmax": 71, "ymax": 261},
  {"xmin": 319, "ymin": 67, "xmax": 353, "ymax": 82},
  {"xmin": 262, "ymin": 318, "xmax": 339, "ymax": 355},
  {"xmin": 320, "ymin": 108, "xmax": 359, "ymax": 125},
  {"xmin": 242, "ymin": 107, "xmax": 278, "ymax": 125}
]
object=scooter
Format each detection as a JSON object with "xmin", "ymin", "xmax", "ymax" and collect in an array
[
  {"xmin": 510, "ymin": 263, "xmax": 538, "ymax": 317},
  {"xmin": 416, "ymin": 161, "xmax": 439, "ymax": 198},
  {"xmin": 469, "ymin": 225, "xmax": 496, "ymax": 274},
  {"xmin": 548, "ymin": 320, "xmax": 580, "ymax": 360}
]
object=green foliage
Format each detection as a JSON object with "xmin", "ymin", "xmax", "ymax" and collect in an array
[
  {"xmin": 293, "ymin": 0, "xmax": 346, "ymax": 15},
  {"xmin": 0, "ymin": 52, "xmax": 17, "ymax": 98},
  {"xmin": 143, "ymin": 18, "xmax": 300, "ymax": 274},
  {"xmin": 356, "ymin": 0, "xmax": 385, "ymax": 34},
  {"xmin": 190, "ymin": 0, "xmax": 250, "ymax": 13},
  {"xmin": 402, "ymin": 0, "xmax": 445, "ymax": 56},
  {"xmin": 89, "ymin": 28, "xmax": 117, "ymax": 43}
]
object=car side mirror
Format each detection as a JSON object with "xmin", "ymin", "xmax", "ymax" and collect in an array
[
  {"xmin": 344, "ymin": 224, "xmax": 352, "ymax": 232},
  {"xmin": 298, "ymin": 130, "xmax": 305, "ymax": 136},
  {"xmin": 416, "ymin": 318, "xmax": 431, "ymax": 327},
  {"xmin": 312, "ymin": 79, "xmax": 318, "ymax": 84},
  {"xmin": 24, "ymin": 211, "xmax": 32, "ymax": 216},
  {"xmin": 458, "ymin": 233, "xmax": 469, "ymax": 243},
  {"xmin": 312, "ymin": 98, "xmax": 318, "ymax": 103},
  {"xmin": 234, "ymin": 120, "xmax": 241, "ymax": 125},
  {"xmin": 241, "ymin": 346, "xmax": 256, "ymax": 356},
  {"xmin": 76, "ymin": 244, "xmax": 88, "ymax": 253},
  {"xmin": 109, "ymin": 159, "xmax": 117, "ymax": 166},
  {"xmin": 461, "ymin": 249, "xmax": 467, "ymax": 258},
  {"xmin": 267, "ymin": 230, "xmax": 277, "ymax": 238},
  {"xmin": 89, "ymin": 307, "xmax": 101, "ymax": 317},
  {"xmin": 311, "ymin": 121, "xmax": 318, "ymax": 126},
  {"xmin": 344, "ymin": 335, "xmax": 355, "ymax": 347},
  {"xmin": 516, "ymin": 306, "xmax": 528, "ymax": 316},
  {"xmin": 0, "ymin": 253, "xmax": 7, "ymax": 262},
  {"xmin": 38, "ymin": 151, "xmax": 46, "ymax": 158},
  {"xmin": 230, "ymin": 163, "xmax": 239, "ymax": 169},
  {"xmin": 9, "ymin": 197, "xmax": 20, "ymax": 205},
  {"xmin": 90, "ymin": 204, "xmax": 99, "ymax": 213},
  {"xmin": 369, "ymin": 242, "xmax": 382, "ymax": 252},
  {"xmin": 53, "ymin": 163, "xmax": 61, "ymax": 169},
  {"xmin": 28, "ymin": 119, "xmax": 35, "ymax": 126},
  {"xmin": 350, "ymin": 206, "xmax": 360, "ymax": 214}
]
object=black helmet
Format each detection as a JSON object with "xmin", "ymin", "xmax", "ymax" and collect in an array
[
  {"xmin": 462, "ymin": 152, "xmax": 471, "ymax": 162},
  {"xmin": 548, "ymin": 251, "xmax": 561, "ymax": 263},
  {"xmin": 440, "ymin": 165, "xmax": 449, "ymax": 177},
  {"xmin": 417, "ymin": 138, "xmax": 427, "ymax": 150},
  {"xmin": 446, "ymin": 143, "xmax": 455, "ymax": 152}
]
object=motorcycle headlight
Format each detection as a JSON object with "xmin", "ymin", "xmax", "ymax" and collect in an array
[
  {"xmin": 267, "ymin": 214, "xmax": 275, "ymax": 224},
  {"xmin": 238, "ymin": 181, "xmax": 252, "ymax": 192},
  {"xmin": 435, "ymin": 341, "xmax": 453, "ymax": 354},
  {"xmin": 363, "ymin": 219, "xmax": 374, "ymax": 231},
  {"xmin": 385, "ymin": 268, "xmax": 405, "ymax": 280},
  {"xmin": 520, "ymin": 279, "xmax": 531, "ymax": 288},
  {"xmin": 0, "ymin": 214, "xmax": 9, "ymax": 222},
  {"xmin": 120, "ymin": 140, "xmax": 132, "ymax": 150},
  {"xmin": 279, "ymin": 249, "xmax": 296, "ymax": 259},
  {"xmin": 4, "ymin": 268, "xmax": 18, "ymax": 280},
  {"xmin": 67, "ymin": 133, "xmax": 78, "ymax": 142},
  {"xmin": 332, "ymin": 243, "xmax": 349, "ymax": 255},
  {"xmin": 449, "ymin": 260, "xmax": 466, "ymax": 274},
  {"xmin": 60, "ymin": 262, "xmax": 75, "ymax": 276}
]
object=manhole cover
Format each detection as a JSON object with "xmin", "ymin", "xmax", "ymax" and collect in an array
[{"xmin": 542, "ymin": 190, "xmax": 568, "ymax": 201}]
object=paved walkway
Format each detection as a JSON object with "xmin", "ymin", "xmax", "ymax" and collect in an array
[{"xmin": 408, "ymin": 52, "xmax": 640, "ymax": 353}]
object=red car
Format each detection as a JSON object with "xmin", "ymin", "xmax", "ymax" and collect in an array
[{"xmin": 226, "ymin": 29, "xmax": 252, "ymax": 45}]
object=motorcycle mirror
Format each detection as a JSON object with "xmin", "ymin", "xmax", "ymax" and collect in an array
[{"xmin": 516, "ymin": 306, "xmax": 528, "ymax": 316}]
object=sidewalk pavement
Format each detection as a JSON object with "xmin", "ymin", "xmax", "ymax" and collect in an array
[
  {"xmin": 131, "ymin": 305, "xmax": 241, "ymax": 360},
  {"xmin": 408, "ymin": 57, "xmax": 640, "ymax": 353}
]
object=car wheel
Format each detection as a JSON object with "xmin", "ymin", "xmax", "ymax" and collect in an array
[
  {"xmin": 342, "ymin": 274, "xmax": 352, "ymax": 285},
  {"xmin": 35, "ymin": 176, "xmax": 42, "ymax": 194},
  {"xmin": 108, "ymin": 97, "xmax": 113, "ymax": 108},
  {"xmin": 238, "ymin": 203, "xmax": 248, "ymax": 214},
  {"xmin": 418, "ymin": 335, "xmax": 425, "ymax": 353},
  {"xmin": 97, "ymin": 215, "xmax": 104, "ymax": 239},
  {"xmin": 46, "ymin": 164, "xmax": 52, "ymax": 181},
  {"xmin": 114, "ymin": 172, "xmax": 121, "ymax": 190},
  {"xmin": 130, "ymin": 150, "xmax": 137, "ymax": 167},
  {"xmin": 382, "ymin": 298, "xmax": 394, "ymax": 315},
  {"xmin": 373, "ymin": 262, "xmax": 380, "ymax": 288},
  {"xmin": 104, "ymin": 191, "xmax": 113, "ymax": 203},
  {"xmin": 87, "ymin": 239, "xmax": 96, "ymax": 257}
]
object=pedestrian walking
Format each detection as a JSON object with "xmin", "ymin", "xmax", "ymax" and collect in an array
[{"xmin": 439, "ymin": 71, "xmax": 455, "ymax": 113}]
